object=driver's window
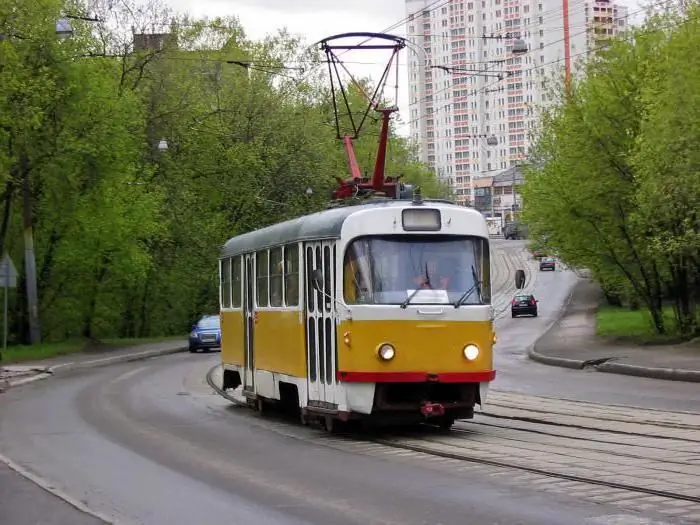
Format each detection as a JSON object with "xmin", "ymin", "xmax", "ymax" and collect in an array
[{"xmin": 343, "ymin": 243, "xmax": 372, "ymax": 304}]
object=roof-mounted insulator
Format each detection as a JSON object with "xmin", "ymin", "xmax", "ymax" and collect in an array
[{"xmin": 412, "ymin": 186, "xmax": 423, "ymax": 205}]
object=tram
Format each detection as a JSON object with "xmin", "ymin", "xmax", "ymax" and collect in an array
[
  {"xmin": 217, "ymin": 33, "xmax": 515, "ymax": 430},
  {"xmin": 219, "ymin": 194, "xmax": 497, "ymax": 430}
]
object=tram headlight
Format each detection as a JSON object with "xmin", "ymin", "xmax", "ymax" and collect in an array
[
  {"xmin": 463, "ymin": 344, "xmax": 480, "ymax": 361},
  {"xmin": 377, "ymin": 343, "xmax": 396, "ymax": 361}
]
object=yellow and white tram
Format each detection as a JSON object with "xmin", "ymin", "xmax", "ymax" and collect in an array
[{"xmin": 219, "ymin": 197, "xmax": 496, "ymax": 430}]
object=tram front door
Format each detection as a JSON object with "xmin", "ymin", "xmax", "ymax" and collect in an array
[{"xmin": 304, "ymin": 241, "xmax": 337, "ymax": 407}]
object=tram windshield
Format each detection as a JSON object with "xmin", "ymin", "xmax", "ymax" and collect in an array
[{"xmin": 343, "ymin": 235, "xmax": 491, "ymax": 306}]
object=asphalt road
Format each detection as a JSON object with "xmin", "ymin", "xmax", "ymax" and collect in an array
[
  {"xmin": 0, "ymin": 462, "xmax": 104, "ymax": 525},
  {"xmin": 0, "ymin": 356, "xmax": 679, "ymax": 525},
  {"xmin": 0, "ymin": 239, "xmax": 696, "ymax": 525},
  {"xmin": 490, "ymin": 240, "xmax": 700, "ymax": 413}
]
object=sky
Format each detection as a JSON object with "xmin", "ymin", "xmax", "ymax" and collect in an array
[{"xmin": 158, "ymin": 0, "xmax": 643, "ymax": 136}]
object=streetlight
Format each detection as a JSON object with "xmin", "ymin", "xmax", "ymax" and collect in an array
[
  {"xmin": 157, "ymin": 139, "xmax": 168, "ymax": 152},
  {"xmin": 512, "ymin": 39, "xmax": 528, "ymax": 54},
  {"xmin": 486, "ymin": 135, "xmax": 498, "ymax": 146},
  {"xmin": 55, "ymin": 18, "xmax": 73, "ymax": 39},
  {"xmin": 305, "ymin": 187, "xmax": 313, "ymax": 196}
]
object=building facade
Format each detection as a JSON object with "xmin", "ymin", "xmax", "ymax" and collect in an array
[{"xmin": 405, "ymin": 0, "xmax": 628, "ymax": 207}]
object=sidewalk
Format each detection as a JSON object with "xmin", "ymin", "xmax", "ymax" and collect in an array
[
  {"xmin": 0, "ymin": 339, "xmax": 187, "ymax": 391},
  {"xmin": 529, "ymin": 280, "xmax": 700, "ymax": 382}
]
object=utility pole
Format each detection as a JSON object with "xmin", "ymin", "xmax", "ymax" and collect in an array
[{"xmin": 563, "ymin": 0, "xmax": 572, "ymax": 90}]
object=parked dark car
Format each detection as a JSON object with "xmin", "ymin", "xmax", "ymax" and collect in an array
[
  {"xmin": 504, "ymin": 222, "xmax": 527, "ymax": 240},
  {"xmin": 189, "ymin": 315, "xmax": 221, "ymax": 353},
  {"xmin": 511, "ymin": 294, "xmax": 538, "ymax": 317},
  {"xmin": 539, "ymin": 257, "xmax": 556, "ymax": 271}
]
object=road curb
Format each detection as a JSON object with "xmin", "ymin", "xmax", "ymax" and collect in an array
[
  {"xmin": 596, "ymin": 361, "xmax": 700, "ymax": 383},
  {"xmin": 3, "ymin": 345, "xmax": 187, "ymax": 390},
  {"xmin": 525, "ymin": 282, "xmax": 700, "ymax": 382},
  {"xmin": 0, "ymin": 453, "xmax": 119, "ymax": 524},
  {"xmin": 526, "ymin": 346, "xmax": 586, "ymax": 370}
]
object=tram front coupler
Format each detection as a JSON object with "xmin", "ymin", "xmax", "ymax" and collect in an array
[{"xmin": 420, "ymin": 401, "xmax": 446, "ymax": 417}]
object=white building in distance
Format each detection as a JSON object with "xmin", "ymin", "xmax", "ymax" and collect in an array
[{"xmin": 405, "ymin": 0, "xmax": 628, "ymax": 207}]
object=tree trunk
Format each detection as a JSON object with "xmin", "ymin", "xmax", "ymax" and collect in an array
[
  {"xmin": 0, "ymin": 181, "xmax": 14, "ymax": 256},
  {"xmin": 82, "ymin": 264, "xmax": 109, "ymax": 340}
]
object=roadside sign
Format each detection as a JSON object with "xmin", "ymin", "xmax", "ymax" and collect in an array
[
  {"xmin": 0, "ymin": 253, "xmax": 17, "ymax": 356},
  {"xmin": 0, "ymin": 254, "xmax": 17, "ymax": 289}
]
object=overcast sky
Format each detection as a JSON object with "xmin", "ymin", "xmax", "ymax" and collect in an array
[{"xmin": 158, "ymin": 0, "xmax": 642, "ymax": 136}]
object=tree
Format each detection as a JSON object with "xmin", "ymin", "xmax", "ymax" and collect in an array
[
  {"xmin": 630, "ymin": 7, "xmax": 700, "ymax": 336},
  {"xmin": 522, "ymin": 11, "xmax": 700, "ymax": 338},
  {"xmin": 0, "ymin": 4, "xmax": 450, "ymax": 345}
]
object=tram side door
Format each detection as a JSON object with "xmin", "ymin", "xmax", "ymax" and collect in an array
[
  {"xmin": 304, "ymin": 241, "xmax": 338, "ymax": 406},
  {"xmin": 242, "ymin": 254, "xmax": 255, "ymax": 391}
]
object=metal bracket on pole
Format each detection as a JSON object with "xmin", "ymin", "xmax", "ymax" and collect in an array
[{"xmin": 0, "ymin": 253, "xmax": 18, "ymax": 361}]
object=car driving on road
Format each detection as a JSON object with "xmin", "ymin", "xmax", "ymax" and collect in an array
[
  {"xmin": 511, "ymin": 294, "xmax": 538, "ymax": 317},
  {"xmin": 539, "ymin": 257, "xmax": 556, "ymax": 271},
  {"xmin": 188, "ymin": 314, "xmax": 221, "ymax": 353}
]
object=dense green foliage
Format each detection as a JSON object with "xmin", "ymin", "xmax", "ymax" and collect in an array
[
  {"xmin": 0, "ymin": 0, "xmax": 448, "ymax": 343},
  {"xmin": 523, "ymin": 7, "xmax": 700, "ymax": 338}
]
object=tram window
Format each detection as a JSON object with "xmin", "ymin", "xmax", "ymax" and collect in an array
[
  {"xmin": 314, "ymin": 246, "xmax": 323, "ymax": 307},
  {"xmin": 220, "ymin": 258, "xmax": 231, "ymax": 308},
  {"xmin": 306, "ymin": 247, "xmax": 315, "ymax": 312},
  {"xmin": 284, "ymin": 244, "xmax": 299, "ymax": 306},
  {"xmin": 475, "ymin": 239, "xmax": 492, "ymax": 304},
  {"xmin": 269, "ymin": 247, "xmax": 283, "ymax": 307},
  {"xmin": 323, "ymin": 246, "xmax": 332, "ymax": 312},
  {"xmin": 256, "ymin": 250, "xmax": 269, "ymax": 307},
  {"xmin": 231, "ymin": 256, "xmax": 242, "ymax": 308},
  {"xmin": 343, "ymin": 235, "xmax": 491, "ymax": 305}
]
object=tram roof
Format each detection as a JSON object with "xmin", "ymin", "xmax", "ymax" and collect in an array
[{"xmin": 221, "ymin": 199, "xmax": 465, "ymax": 258}]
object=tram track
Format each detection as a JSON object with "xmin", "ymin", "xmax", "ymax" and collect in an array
[
  {"xmin": 207, "ymin": 364, "xmax": 700, "ymax": 521},
  {"xmin": 368, "ymin": 433, "xmax": 700, "ymax": 506},
  {"xmin": 489, "ymin": 241, "xmax": 540, "ymax": 319},
  {"xmin": 206, "ymin": 242, "xmax": 700, "ymax": 521}
]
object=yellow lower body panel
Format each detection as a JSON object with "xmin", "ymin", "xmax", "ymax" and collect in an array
[
  {"xmin": 337, "ymin": 319, "xmax": 494, "ymax": 378},
  {"xmin": 221, "ymin": 310, "xmax": 244, "ymax": 367},
  {"xmin": 253, "ymin": 310, "xmax": 307, "ymax": 378}
]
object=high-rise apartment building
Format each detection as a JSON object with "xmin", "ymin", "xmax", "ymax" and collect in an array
[{"xmin": 405, "ymin": 0, "xmax": 628, "ymax": 206}]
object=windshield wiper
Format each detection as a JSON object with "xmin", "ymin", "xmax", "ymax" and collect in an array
[
  {"xmin": 454, "ymin": 265, "xmax": 482, "ymax": 308},
  {"xmin": 472, "ymin": 265, "xmax": 482, "ymax": 302},
  {"xmin": 401, "ymin": 262, "xmax": 431, "ymax": 309}
]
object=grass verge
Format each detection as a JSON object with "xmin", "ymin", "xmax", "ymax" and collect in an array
[
  {"xmin": 595, "ymin": 306, "xmax": 691, "ymax": 345},
  {"xmin": 0, "ymin": 335, "xmax": 184, "ymax": 364}
]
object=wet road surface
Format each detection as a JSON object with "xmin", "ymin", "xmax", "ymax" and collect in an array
[
  {"xmin": 491, "ymin": 240, "xmax": 700, "ymax": 413},
  {"xmin": 0, "ymin": 239, "xmax": 697, "ymax": 525},
  {"xmin": 0, "ymin": 462, "xmax": 104, "ymax": 525},
  {"xmin": 0, "ymin": 355, "xmax": 681, "ymax": 525}
]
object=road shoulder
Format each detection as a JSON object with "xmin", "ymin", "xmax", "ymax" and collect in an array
[
  {"xmin": 0, "ymin": 340, "xmax": 187, "ymax": 391},
  {"xmin": 528, "ymin": 279, "xmax": 700, "ymax": 382},
  {"xmin": 0, "ymin": 458, "xmax": 108, "ymax": 525}
]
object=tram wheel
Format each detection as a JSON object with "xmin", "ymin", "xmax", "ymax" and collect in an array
[{"xmin": 324, "ymin": 415, "xmax": 345, "ymax": 434}]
